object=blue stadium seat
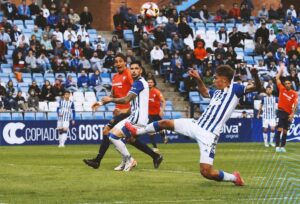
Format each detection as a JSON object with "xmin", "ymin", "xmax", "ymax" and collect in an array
[
  {"xmin": 0, "ymin": 73, "xmax": 9, "ymax": 78},
  {"xmin": 189, "ymin": 91, "xmax": 200, "ymax": 104},
  {"xmin": 1, "ymin": 67, "xmax": 12, "ymax": 74},
  {"xmin": 254, "ymin": 56, "xmax": 263, "ymax": 64},
  {"xmin": 82, "ymin": 112, "xmax": 94, "ymax": 120},
  {"xmin": 165, "ymin": 105, "xmax": 173, "ymax": 111},
  {"xmin": 11, "ymin": 112, "xmax": 23, "ymax": 120},
  {"xmin": 244, "ymin": 56, "xmax": 254, "ymax": 64},
  {"xmin": 100, "ymin": 73, "xmax": 110, "ymax": 78},
  {"xmin": 24, "ymin": 112, "xmax": 35, "ymax": 120},
  {"xmin": 35, "ymin": 112, "xmax": 46, "ymax": 120},
  {"xmin": 94, "ymin": 112, "xmax": 105, "ymax": 120},
  {"xmin": 47, "ymin": 112, "xmax": 58, "ymax": 120},
  {"xmin": 105, "ymin": 112, "xmax": 113, "ymax": 120},
  {"xmin": 97, "ymin": 106, "xmax": 106, "ymax": 111},
  {"xmin": 166, "ymin": 101, "xmax": 173, "ymax": 106},
  {"xmin": 1, "ymin": 63, "xmax": 12, "ymax": 68},
  {"xmin": 163, "ymin": 112, "xmax": 172, "ymax": 119},
  {"xmin": 172, "ymin": 112, "xmax": 182, "ymax": 119},
  {"xmin": 25, "ymin": 20, "xmax": 34, "ymax": 25},
  {"xmin": 244, "ymin": 48, "xmax": 254, "ymax": 56},
  {"xmin": 0, "ymin": 112, "xmax": 11, "ymax": 120},
  {"xmin": 87, "ymin": 29, "xmax": 97, "ymax": 34},
  {"xmin": 107, "ymin": 106, "xmax": 115, "ymax": 111},
  {"xmin": 75, "ymin": 113, "xmax": 82, "ymax": 120},
  {"xmin": 102, "ymin": 77, "xmax": 111, "ymax": 85},
  {"xmin": 13, "ymin": 20, "xmax": 23, "ymax": 25},
  {"xmin": 22, "ymin": 77, "xmax": 32, "ymax": 84}
]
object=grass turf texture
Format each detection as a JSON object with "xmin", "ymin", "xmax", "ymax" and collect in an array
[{"xmin": 0, "ymin": 143, "xmax": 299, "ymax": 203}]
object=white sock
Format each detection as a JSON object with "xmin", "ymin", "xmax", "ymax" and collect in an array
[
  {"xmin": 270, "ymin": 132, "xmax": 275, "ymax": 143},
  {"xmin": 220, "ymin": 171, "xmax": 236, "ymax": 182},
  {"xmin": 263, "ymin": 133, "xmax": 268, "ymax": 144},
  {"xmin": 109, "ymin": 136, "xmax": 130, "ymax": 158},
  {"xmin": 137, "ymin": 123, "xmax": 158, "ymax": 135},
  {"xmin": 61, "ymin": 133, "xmax": 67, "ymax": 146},
  {"xmin": 58, "ymin": 133, "xmax": 63, "ymax": 146}
]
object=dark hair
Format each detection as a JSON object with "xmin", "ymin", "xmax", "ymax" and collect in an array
[
  {"xmin": 283, "ymin": 76, "xmax": 292, "ymax": 82},
  {"xmin": 147, "ymin": 77, "xmax": 157, "ymax": 87},
  {"xmin": 114, "ymin": 53, "xmax": 127, "ymax": 62},
  {"xmin": 130, "ymin": 60, "xmax": 142, "ymax": 67},
  {"xmin": 64, "ymin": 90, "xmax": 71, "ymax": 94},
  {"xmin": 215, "ymin": 65, "xmax": 234, "ymax": 82}
]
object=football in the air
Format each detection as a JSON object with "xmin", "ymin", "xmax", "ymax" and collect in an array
[{"xmin": 140, "ymin": 2, "xmax": 159, "ymax": 19}]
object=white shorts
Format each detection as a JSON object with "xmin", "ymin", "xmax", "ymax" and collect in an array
[
  {"xmin": 174, "ymin": 118, "xmax": 218, "ymax": 165},
  {"xmin": 57, "ymin": 120, "xmax": 70, "ymax": 130},
  {"xmin": 262, "ymin": 118, "xmax": 276, "ymax": 129}
]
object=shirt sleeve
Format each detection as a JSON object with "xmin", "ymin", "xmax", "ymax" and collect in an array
[
  {"xmin": 129, "ymin": 80, "xmax": 144, "ymax": 95},
  {"xmin": 208, "ymin": 89, "xmax": 216, "ymax": 98},
  {"xmin": 261, "ymin": 97, "xmax": 264, "ymax": 105},
  {"xmin": 233, "ymin": 83, "xmax": 246, "ymax": 98}
]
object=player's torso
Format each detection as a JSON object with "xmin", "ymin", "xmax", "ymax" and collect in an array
[
  {"xmin": 112, "ymin": 68, "xmax": 132, "ymax": 110},
  {"xmin": 197, "ymin": 85, "xmax": 240, "ymax": 135},
  {"xmin": 149, "ymin": 88, "xmax": 161, "ymax": 115},
  {"xmin": 262, "ymin": 96, "xmax": 276, "ymax": 119},
  {"xmin": 278, "ymin": 89, "xmax": 297, "ymax": 113},
  {"xmin": 130, "ymin": 78, "xmax": 149, "ymax": 125},
  {"xmin": 59, "ymin": 100, "xmax": 73, "ymax": 120}
]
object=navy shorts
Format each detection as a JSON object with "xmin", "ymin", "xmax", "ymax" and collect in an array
[
  {"xmin": 107, "ymin": 113, "xmax": 130, "ymax": 128},
  {"xmin": 277, "ymin": 110, "xmax": 291, "ymax": 130}
]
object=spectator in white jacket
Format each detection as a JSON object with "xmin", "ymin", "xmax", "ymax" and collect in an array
[
  {"xmin": 286, "ymin": 5, "xmax": 297, "ymax": 18},
  {"xmin": 52, "ymin": 26, "xmax": 64, "ymax": 43},
  {"xmin": 90, "ymin": 51, "xmax": 104, "ymax": 72},
  {"xmin": 64, "ymin": 26, "xmax": 77, "ymax": 42},
  {"xmin": 150, "ymin": 44, "xmax": 164, "ymax": 75},
  {"xmin": 156, "ymin": 12, "xmax": 168, "ymax": 27},
  {"xmin": 76, "ymin": 25, "xmax": 89, "ymax": 43}
]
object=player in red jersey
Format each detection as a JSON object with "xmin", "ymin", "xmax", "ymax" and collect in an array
[
  {"xmin": 274, "ymin": 63, "xmax": 298, "ymax": 153},
  {"xmin": 83, "ymin": 54, "xmax": 163, "ymax": 170},
  {"xmin": 148, "ymin": 77, "xmax": 167, "ymax": 152}
]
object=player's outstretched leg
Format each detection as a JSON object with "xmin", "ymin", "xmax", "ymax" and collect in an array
[
  {"xmin": 83, "ymin": 126, "xmax": 111, "ymax": 169},
  {"xmin": 200, "ymin": 164, "xmax": 245, "ymax": 186},
  {"xmin": 125, "ymin": 120, "xmax": 173, "ymax": 136}
]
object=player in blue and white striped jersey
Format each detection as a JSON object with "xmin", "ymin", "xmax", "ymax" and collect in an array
[
  {"xmin": 257, "ymin": 86, "xmax": 277, "ymax": 147},
  {"xmin": 57, "ymin": 91, "xmax": 75, "ymax": 147},
  {"xmin": 98, "ymin": 61, "xmax": 163, "ymax": 171},
  {"xmin": 126, "ymin": 65, "xmax": 261, "ymax": 186}
]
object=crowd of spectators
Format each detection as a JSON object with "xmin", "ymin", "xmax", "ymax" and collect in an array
[
  {"xmin": 113, "ymin": 2, "xmax": 300, "ymax": 109},
  {"xmin": 0, "ymin": 0, "xmax": 116, "ymax": 111}
]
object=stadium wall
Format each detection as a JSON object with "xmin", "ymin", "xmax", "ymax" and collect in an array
[{"xmin": 0, "ymin": 118, "xmax": 299, "ymax": 146}]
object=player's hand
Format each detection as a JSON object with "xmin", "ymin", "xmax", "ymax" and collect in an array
[
  {"xmin": 91, "ymin": 102, "xmax": 101, "ymax": 111},
  {"xmin": 159, "ymin": 110, "xmax": 164, "ymax": 117},
  {"xmin": 279, "ymin": 62, "xmax": 285, "ymax": 73},
  {"xmin": 257, "ymin": 114, "xmax": 260, "ymax": 119},
  {"xmin": 101, "ymin": 96, "xmax": 112, "ymax": 105},
  {"xmin": 72, "ymin": 120, "xmax": 75, "ymax": 125},
  {"xmin": 288, "ymin": 114, "xmax": 294, "ymax": 122},
  {"xmin": 188, "ymin": 69, "xmax": 200, "ymax": 80}
]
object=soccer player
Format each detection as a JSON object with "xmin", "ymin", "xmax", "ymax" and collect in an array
[
  {"xmin": 148, "ymin": 77, "xmax": 167, "ymax": 152},
  {"xmin": 126, "ymin": 65, "xmax": 261, "ymax": 185},
  {"xmin": 257, "ymin": 86, "xmax": 277, "ymax": 147},
  {"xmin": 57, "ymin": 91, "xmax": 75, "ymax": 147},
  {"xmin": 83, "ymin": 56, "xmax": 163, "ymax": 170},
  {"xmin": 274, "ymin": 63, "xmax": 298, "ymax": 153}
]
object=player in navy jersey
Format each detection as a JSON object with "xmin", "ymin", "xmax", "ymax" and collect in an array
[
  {"xmin": 126, "ymin": 65, "xmax": 261, "ymax": 185},
  {"xmin": 257, "ymin": 86, "xmax": 277, "ymax": 147},
  {"xmin": 93, "ymin": 61, "xmax": 163, "ymax": 171},
  {"xmin": 57, "ymin": 91, "xmax": 75, "ymax": 147}
]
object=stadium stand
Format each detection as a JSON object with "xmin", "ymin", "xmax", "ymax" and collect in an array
[{"xmin": 0, "ymin": 0, "xmax": 299, "ymax": 121}]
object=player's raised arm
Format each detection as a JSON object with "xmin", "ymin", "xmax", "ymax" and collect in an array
[
  {"xmin": 245, "ymin": 68, "xmax": 262, "ymax": 93},
  {"xmin": 276, "ymin": 63, "xmax": 285, "ymax": 85},
  {"xmin": 188, "ymin": 69, "xmax": 210, "ymax": 98}
]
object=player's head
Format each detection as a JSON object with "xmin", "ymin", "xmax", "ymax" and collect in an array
[
  {"xmin": 130, "ymin": 60, "xmax": 143, "ymax": 79},
  {"xmin": 114, "ymin": 53, "xmax": 127, "ymax": 73},
  {"xmin": 147, "ymin": 77, "xmax": 157, "ymax": 89},
  {"xmin": 64, "ymin": 91, "xmax": 71, "ymax": 100},
  {"xmin": 283, "ymin": 77, "xmax": 292, "ymax": 90},
  {"xmin": 266, "ymin": 86, "xmax": 273, "ymax": 95},
  {"xmin": 214, "ymin": 65, "xmax": 234, "ymax": 89}
]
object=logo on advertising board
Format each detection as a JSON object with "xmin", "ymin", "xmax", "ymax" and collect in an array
[
  {"xmin": 220, "ymin": 122, "xmax": 242, "ymax": 140},
  {"xmin": 1, "ymin": 121, "xmax": 106, "ymax": 145},
  {"xmin": 287, "ymin": 122, "xmax": 300, "ymax": 142},
  {"xmin": 3, "ymin": 122, "xmax": 26, "ymax": 145}
]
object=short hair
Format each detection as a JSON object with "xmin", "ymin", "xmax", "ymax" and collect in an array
[
  {"xmin": 64, "ymin": 90, "xmax": 71, "ymax": 94},
  {"xmin": 215, "ymin": 65, "xmax": 234, "ymax": 82},
  {"xmin": 130, "ymin": 60, "xmax": 142, "ymax": 67},
  {"xmin": 114, "ymin": 53, "xmax": 127, "ymax": 62}
]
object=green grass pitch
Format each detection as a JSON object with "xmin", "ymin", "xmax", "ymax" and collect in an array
[{"xmin": 0, "ymin": 143, "xmax": 299, "ymax": 203}]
